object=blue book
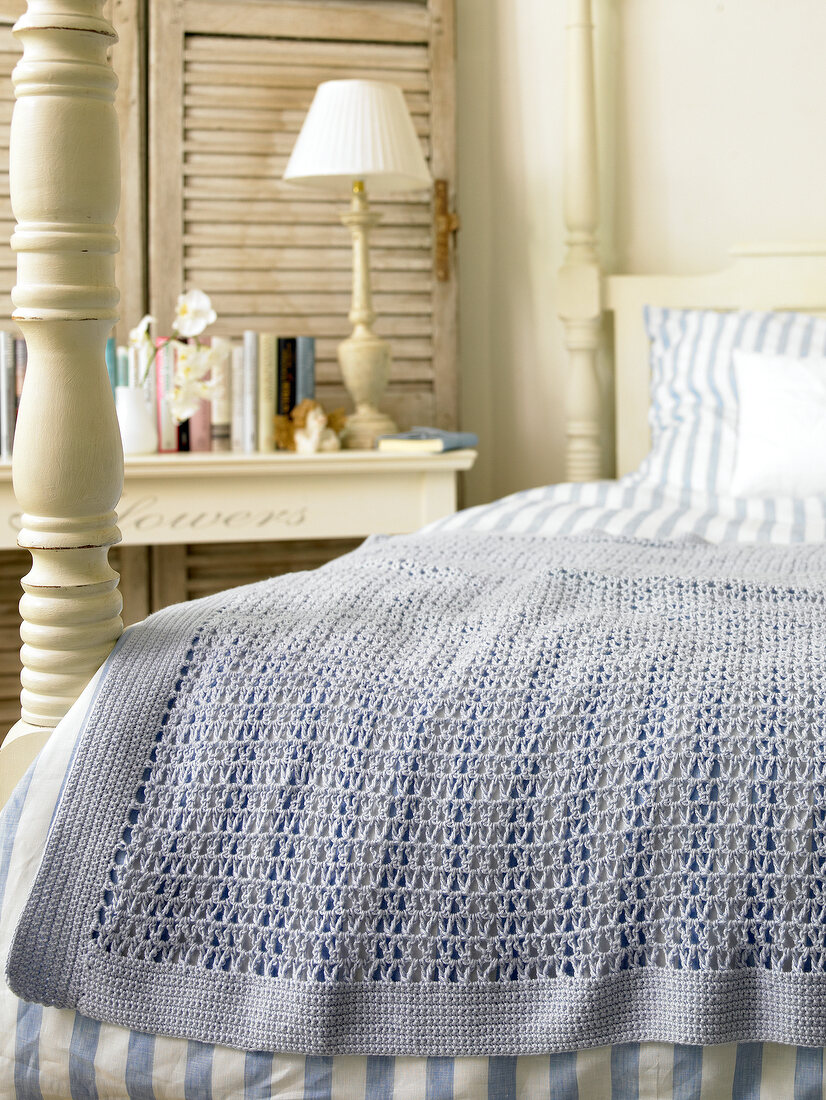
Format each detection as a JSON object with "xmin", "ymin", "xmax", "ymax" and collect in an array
[
  {"xmin": 116, "ymin": 346, "xmax": 129, "ymax": 388},
  {"xmin": 295, "ymin": 336, "xmax": 315, "ymax": 404},
  {"xmin": 376, "ymin": 427, "xmax": 478, "ymax": 453},
  {"xmin": 105, "ymin": 337, "xmax": 117, "ymax": 394}
]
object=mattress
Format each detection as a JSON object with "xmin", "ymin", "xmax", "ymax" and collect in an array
[{"xmin": 2, "ymin": 475, "xmax": 826, "ymax": 1099}]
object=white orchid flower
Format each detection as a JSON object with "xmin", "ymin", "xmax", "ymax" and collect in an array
[
  {"xmin": 167, "ymin": 341, "xmax": 216, "ymax": 423},
  {"xmin": 174, "ymin": 342, "xmax": 198, "ymax": 377},
  {"xmin": 178, "ymin": 343, "xmax": 214, "ymax": 381},
  {"xmin": 167, "ymin": 387, "xmax": 201, "ymax": 424},
  {"xmin": 128, "ymin": 314, "xmax": 155, "ymax": 346},
  {"xmin": 201, "ymin": 341, "xmax": 229, "ymax": 376},
  {"xmin": 167, "ymin": 376, "xmax": 210, "ymax": 423},
  {"xmin": 172, "ymin": 289, "xmax": 217, "ymax": 338}
]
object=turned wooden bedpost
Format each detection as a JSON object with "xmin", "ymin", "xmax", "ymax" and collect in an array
[
  {"xmin": 559, "ymin": 0, "xmax": 603, "ymax": 482},
  {"xmin": 0, "ymin": 0, "xmax": 122, "ymax": 798}
]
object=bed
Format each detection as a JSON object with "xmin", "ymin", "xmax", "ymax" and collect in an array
[{"xmin": 3, "ymin": 0, "xmax": 826, "ymax": 1097}]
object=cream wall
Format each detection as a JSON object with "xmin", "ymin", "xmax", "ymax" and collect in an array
[{"xmin": 456, "ymin": 0, "xmax": 826, "ymax": 506}]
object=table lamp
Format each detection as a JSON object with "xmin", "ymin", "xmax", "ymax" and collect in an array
[{"xmin": 283, "ymin": 79, "xmax": 432, "ymax": 449}]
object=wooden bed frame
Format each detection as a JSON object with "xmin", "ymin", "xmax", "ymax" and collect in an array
[
  {"xmin": 0, "ymin": 0, "xmax": 122, "ymax": 805},
  {"xmin": 1, "ymin": 0, "xmax": 826, "ymax": 805}
]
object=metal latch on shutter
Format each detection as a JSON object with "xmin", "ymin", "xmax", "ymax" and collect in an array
[{"xmin": 434, "ymin": 180, "xmax": 459, "ymax": 281}]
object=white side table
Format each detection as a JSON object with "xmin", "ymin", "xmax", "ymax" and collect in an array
[{"xmin": 0, "ymin": 450, "xmax": 477, "ymax": 549}]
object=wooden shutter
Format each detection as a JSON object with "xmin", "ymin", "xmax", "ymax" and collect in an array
[
  {"xmin": 149, "ymin": 0, "xmax": 458, "ymax": 430},
  {"xmin": 0, "ymin": 548, "xmax": 26, "ymax": 738},
  {"xmin": 110, "ymin": 0, "xmax": 148, "ymax": 339},
  {"xmin": 0, "ymin": 2, "xmax": 23, "ymax": 324}
]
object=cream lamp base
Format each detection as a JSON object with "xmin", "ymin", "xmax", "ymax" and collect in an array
[
  {"xmin": 338, "ymin": 182, "xmax": 398, "ymax": 450},
  {"xmin": 340, "ymin": 408, "xmax": 398, "ymax": 450},
  {"xmin": 338, "ymin": 329, "xmax": 397, "ymax": 449}
]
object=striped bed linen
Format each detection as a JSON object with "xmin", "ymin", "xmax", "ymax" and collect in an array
[
  {"xmin": 433, "ymin": 477, "xmax": 826, "ymax": 544},
  {"xmin": 641, "ymin": 307, "xmax": 826, "ymax": 494},
  {"xmin": 3, "ymin": 485, "xmax": 826, "ymax": 1099}
]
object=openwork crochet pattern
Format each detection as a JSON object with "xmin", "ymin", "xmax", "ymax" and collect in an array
[{"xmin": 9, "ymin": 532, "xmax": 826, "ymax": 1053}]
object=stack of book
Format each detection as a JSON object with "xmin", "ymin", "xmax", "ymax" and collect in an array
[
  {"xmin": 230, "ymin": 333, "xmax": 316, "ymax": 454},
  {"xmin": 233, "ymin": 330, "xmax": 316, "ymax": 451},
  {"xmin": 107, "ymin": 333, "xmax": 316, "ymax": 455},
  {"xmin": 376, "ymin": 428, "xmax": 478, "ymax": 454},
  {"xmin": 0, "ymin": 331, "xmax": 27, "ymax": 461}
]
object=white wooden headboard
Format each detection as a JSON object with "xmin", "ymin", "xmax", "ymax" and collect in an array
[{"xmin": 559, "ymin": 1, "xmax": 826, "ymax": 481}]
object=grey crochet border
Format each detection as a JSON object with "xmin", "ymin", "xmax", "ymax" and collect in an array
[
  {"xmin": 6, "ymin": 595, "xmax": 217, "ymax": 1012},
  {"xmin": 78, "ymin": 958, "xmax": 826, "ymax": 1054},
  {"xmin": 8, "ymin": 533, "xmax": 826, "ymax": 1055}
]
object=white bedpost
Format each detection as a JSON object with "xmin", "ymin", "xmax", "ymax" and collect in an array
[
  {"xmin": 559, "ymin": 0, "xmax": 603, "ymax": 482},
  {"xmin": 0, "ymin": 0, "xmax": 122, "ymax": 804}
]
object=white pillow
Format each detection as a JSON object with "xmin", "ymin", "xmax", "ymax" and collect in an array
[{"xmin": 730, "ymin": 349, "xmax": 826, "ymax": 497}]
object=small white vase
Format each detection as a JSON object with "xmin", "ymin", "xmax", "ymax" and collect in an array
[{"xmin": 116, "ymin": 385, "xmax": 158, "ymax": 455}]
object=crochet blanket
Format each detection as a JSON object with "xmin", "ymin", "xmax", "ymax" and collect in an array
[{"xmin": 8, "ymin": 531, "xmax": 826, "ymax": 1054}]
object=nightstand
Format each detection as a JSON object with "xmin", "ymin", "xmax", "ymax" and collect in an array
[{"xmin": 0, "ymin": 449, "xmax": 477, "ymax": 550}]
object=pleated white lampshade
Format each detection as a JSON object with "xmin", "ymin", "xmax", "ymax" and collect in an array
[{"xmin": 283, "ymin": 79, "xmax": 431, "ymax": 195}]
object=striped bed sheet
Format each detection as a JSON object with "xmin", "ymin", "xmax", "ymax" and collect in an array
[
  {"xmin": 3, "ymin": 481, "xmax": 826, "ymax": 1100},
  {"xmin": 432, "ymin": 477, "xmax": 826, "ymax": 544}
]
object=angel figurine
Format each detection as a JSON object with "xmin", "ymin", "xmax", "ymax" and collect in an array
[{"xmin": 294, "ymin": 404, "xmax": 341, "ymax": 453}]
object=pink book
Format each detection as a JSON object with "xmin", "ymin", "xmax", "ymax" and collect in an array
[{"xmin": 188, "ymin": 398, "xmax": 211, "ymax": 452}]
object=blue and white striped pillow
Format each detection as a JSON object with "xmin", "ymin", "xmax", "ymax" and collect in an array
[{"xmin": 640, "ymin": 307, "xmax": 826, "ymax": 492}]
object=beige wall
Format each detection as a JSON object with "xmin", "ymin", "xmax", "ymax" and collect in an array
[{"xmin": 456, "ymin": 0, "xmax": 826, "ymax": 506}]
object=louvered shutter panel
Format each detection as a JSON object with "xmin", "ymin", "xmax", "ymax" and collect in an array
[
  {"xmin": 0, "ymin": 3, "xmax": 23, "ymax": 323},
  {"xmin": 0, "ymin": 548, "xmax": 26, "ymax": 738},
  {"xmin": 149, "ymin": 0, "xmax": 457, "ymax": 430}
]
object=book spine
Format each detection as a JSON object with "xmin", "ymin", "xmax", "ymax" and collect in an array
[
  {"xmin": 257, "ymin": 332, "xmax": 277, "ymax": 452},
  {"xmin": 242, "ymin": 330, "xmax": 258, "ymax": 454},
  {"xmin": 189, "ymin": 399, "xmax": 211, "ymax": 452},
  {"xmin": 14, "ymin": 338, "xmax": 26, "ymax": 411},
  {"xmin": 276, "ymin": 337, "xmax": 296, "ymax": 417},
  {"xmin": 230, "ymin": 343, "xmax": 245, "ymax": 453},
  {"xmin": 210, "ymin": 336, "xmax": 232, "ymax": 452},
  {"xmin": 156, "ymin": 340, "xmax": 178, "ymax": 452},
  {"xmin": 105, "ymin": 336, "xmax": 117, "ymax": 394},
  {"xmin": 0, "ymin": 333, "xmax": 14, "ymax": 460},
  {"xmin": 295, "ymin": 336, "xmax": 315, "ymax": 405}
]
